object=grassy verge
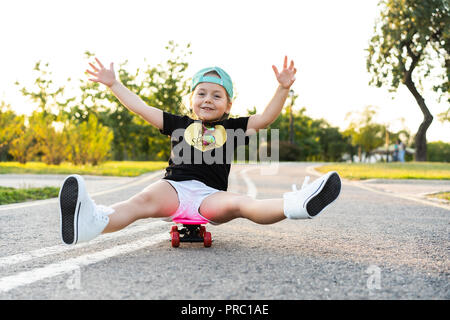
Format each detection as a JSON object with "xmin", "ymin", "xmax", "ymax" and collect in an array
[
  {"xmin": 427, "ymin": 192, "xmax": 450, "ymax": 201},
  {"xmin": 0, "ymin": 161, "xmax": 167, "ymax": 177},
  {"xmin": 315, "ymin": 162, "xmax": 450, "ymax": 180},
  {"xmin": 0, "ymin": 161, "xmax": 168, "ymax": 205},
  {"xmin": 0, "ymin": 186, "xmax": 60, "ymax": 205}
]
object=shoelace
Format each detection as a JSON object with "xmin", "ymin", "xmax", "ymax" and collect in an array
[
  {"xmin": 291, "ymin": 176, "xmax": 310, "ymax": 192},
  {"xmin": 91, "ymin": 199, "xmax": 114, "ymax": 223}
]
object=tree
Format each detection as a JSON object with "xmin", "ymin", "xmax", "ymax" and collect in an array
[
  {"xmin": 27, "ymin": 111, "xmax": 68, "ymax": 165},
  {"xmin": 15, "ymin": 61, "xmax": 75, "ymax": 164},
  {"xmin": 345, "ymin": 106, "xmax": 386, "ymax": 162},
  {"xmin": 16, "ymin": 61, "xmax": 75, "ymax": 117},
  {"xmin": 264, "ymin": 105, "xmax": 348, "ymax": 162},
  {"xmin": 0, "ymin": 102, "xmax": 23, "ymax": 161},
  {"xmin": 75, "ymin": 42, "xmax": 191, "ymax": 161},
  {"xmin": 64, "ymin": 114, "xmax": 113, "ymax": 165},
  {"xmin": 313, "ymin": 120, "xmax": 349, "ymax": 162},
  {"xmin": 367, "ymin": 0, "xmax": 449, "ymax": 161}
]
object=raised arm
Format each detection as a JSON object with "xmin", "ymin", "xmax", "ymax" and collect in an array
[
  {"xmin": 86, "ymin": 57, "xmax": 163, "ymax": 130},
  {"xmin": 246, "ymin": 56, "xmax": 297, "ymax": 135}
]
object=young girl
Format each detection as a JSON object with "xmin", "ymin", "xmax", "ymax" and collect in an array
[{"xmin": 58, "ymin": 56, "xmax": 341, "ymax": 245}]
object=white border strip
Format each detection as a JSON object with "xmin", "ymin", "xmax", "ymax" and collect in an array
[
  {"xmin": 307, "ymin": 165, "xmax": 450, "ymax": 211},
  {"xmin": 0, "ymin": 170, "xmax": 164, "ymax": 213},
  {"xmin": 0, "ymin": 232, "xmax": 169, "ymax": 293},
  {"xmin": 0, "ymin": 220, "xmax": 169, "ymax": 268}
]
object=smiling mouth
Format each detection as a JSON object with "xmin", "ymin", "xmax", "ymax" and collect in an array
[{"xmin": 201, "ymin": 107, "xmax": 214, "ymax": 111}]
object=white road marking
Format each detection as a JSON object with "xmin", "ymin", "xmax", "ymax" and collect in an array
[
  {"xmin": 350, "ymin": 181, "xmax": 450, "ymax": 211},
  {"xmin": 240, "ymin": 167, "xmax": 258, "ymax": 198},
  {"xmin": 306, "ymin": 165, "xmax": 450, "ymax": 211},
  {"xmin": 0, "ymin": 232, "xmax": 169, "ymax": 293},
  {"xmin": 0, "ymin": 220, "xmax": 170, "ymax": 268},
  {"xmin": 0, "ymin": 170, "xmax": 164, "ymax": 213}
]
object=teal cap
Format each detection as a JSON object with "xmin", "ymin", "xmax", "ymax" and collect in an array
[{"xmin": 191, "ymin": 66, "xmax": 233, "ymax": 98}]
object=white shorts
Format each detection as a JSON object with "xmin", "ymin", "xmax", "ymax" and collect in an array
[{"xmin": 164, "ymin": 179, "xmax": 222, "ymax": 225}]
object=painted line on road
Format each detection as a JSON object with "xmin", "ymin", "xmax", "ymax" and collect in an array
[
  {"xmin": 349, "ymin": 181, "xmax": 450, "ymax": 211},
  {"xmin": 0, "ymin": 232, "xmax": 169, "ymax": 293},
  {"xmin": 0, "ymin": 170, "xmax": 164, "ymax": 213},
  {"xmin": 306, "ymin": 165, "xmax": 450, "ymax": 211},
  {"xmin": 240, "ymin": 167, "xmax": 258, "ymax": 198},
  {"xmin": 0, "ymin": 220, "xmax": 170, "ymax": 268}
]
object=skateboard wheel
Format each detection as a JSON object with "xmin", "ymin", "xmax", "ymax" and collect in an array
[
  {"xmin": 203, "ymin": 232, "xmax": 212, "ymax": 247},
  {"xmin": 171, "ymin": 225, "xmax": 178, "ymax": 233},
  {"xmin": 171, "ymin": 231, "xmax": 180, "ymax": 248},
  {"xmin": 199, "ymin": 226, "xmax": 206, "ymax": 237}
]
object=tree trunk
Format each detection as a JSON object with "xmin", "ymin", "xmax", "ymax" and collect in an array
[
  {"xmin": 403, "ymin": 46, "xmax": 433, "ymax": 162},
  {"xmin": 404, "ymin": 77, "xmax": 433, "ymax": 161}
]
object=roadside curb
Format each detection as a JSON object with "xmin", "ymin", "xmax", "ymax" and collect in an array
[{"xmin": 306, "ymin": 164, "xmax": 449, "ymax": 211}]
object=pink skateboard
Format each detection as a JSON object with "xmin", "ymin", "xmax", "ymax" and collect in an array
[{"xmin": 169, "ymin": 220, "xmax": 212, "ymax": 248}]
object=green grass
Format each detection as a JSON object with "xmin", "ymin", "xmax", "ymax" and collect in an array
[
  {"xmin": 0, "ymin": 161, "xmax": 168, "ymax": 205},
  {"xmin": 315, "ymin": 162, "xmax": 450, "ymax": 180},
  {"xmin": 427, "ymin": 192, "xmax": 450, "ymax": 201},
  {"xmin": 0, "ymin": 161, "xmax": 167, "ymax": 177},
  {"xmin": 0, "ymin": 186, "xmax": 60, "ymax": 205},
  {"xmin": 1, "ymin": 161, "xmax": 448, "ymax": 205}
]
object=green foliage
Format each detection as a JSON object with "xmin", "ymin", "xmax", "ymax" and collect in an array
[
  {"xmin": 344, "ymin": 106, "xmax": 386, "ymax": 160},
  {"xmin": 277, "ymin": 141, "xmax": 303, "ymax": 161},
  {"xmin": 317, "ymin": 162, "xmax": 450, "ymax": 180},
  {"xmin": 16, "ymin": 61, "xmax": 75, "ymax": 115},
  {"xmin": 13, "ymin": 61, "xmax": 75, "ymax": 165},
  {"xmin": 0, "ymin": 186, "xmax": 60, "ymax": 205},
  {"xmin": 28, "ymin": 111, "xmax": 68, "ymax": 165},
  {"xmin": 8, "ymin": 40, "xmax": 436, "ymax": 166},
  {"xmin": 367, "ymin": 0, "xmax": 449, "ymax": 97},
  {"xmin": 260, "ymin": 105, "xmax": 350, "ymax": 162},
  {"xmin": 437, "ymin": 107, "xmax": 449, "ymax": 122},
  {"xmin": 6, "ymin": 41, "xmax": 192, "ymax": 165},
  {"xmin": 0, "ymin": 102, "xmax": 24, "ymax": 161},
  {"xmin": 0, "ymin": 161, "xmax": 168, "ymax": 176},
  {"xmin": 314, "ymin": 121, "xmax": 351, "ymax": 162},
  {"xmin": 367, "ymin": 0, "xmax": 450, "ymax": 161},
  {"xmin": 71, "ymin": 41, "xmax": 191, "ymax": 161},
  {"xmin": 427, "ymin": 141, "xmax": 450, "ymax": 162},
  {"xmin": 65, "ymin": 114, "xmax": 114, "ymax": 165}
]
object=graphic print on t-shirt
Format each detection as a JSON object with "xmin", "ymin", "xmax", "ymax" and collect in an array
[{"xmin": 184, "ymin": 122, "xmax": 227, "ymax": 152}]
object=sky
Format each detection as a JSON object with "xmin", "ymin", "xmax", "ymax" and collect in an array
[{"xmin": 1, "ymin": 0, "xmax": 448, "ymax": 142}]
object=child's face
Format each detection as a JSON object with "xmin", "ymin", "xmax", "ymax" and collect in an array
[{"xmin": 192, "ymin": 82, "xmax": 231, "ymax": 122}]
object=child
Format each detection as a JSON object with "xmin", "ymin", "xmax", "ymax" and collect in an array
[{"xmin": 58, "ymin": 56, "xmax": 341, "ymax": 245}]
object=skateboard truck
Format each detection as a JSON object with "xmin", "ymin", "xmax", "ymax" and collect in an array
[{"xmin": 170, "ymin": 224, "xmax": 212, "ymax": 248}]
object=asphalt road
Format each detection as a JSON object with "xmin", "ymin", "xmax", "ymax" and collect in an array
[{"xmin": 0, "ymin": 163, "xmax": 448, "ymax": 300}]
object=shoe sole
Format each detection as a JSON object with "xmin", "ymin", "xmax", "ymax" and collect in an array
[
  {"xmin": 60, "ymin": 177, "xmax": 79, "ymax": 245},
  {"xmin": 306, "ymin": 172, "xmax": 341, "ymax": 217}
]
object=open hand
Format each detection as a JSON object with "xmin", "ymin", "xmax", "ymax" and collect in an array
[
  {"xmin": 272, "ymin": 56, "xmax": 297, "ymax": 89},
  {"xmin": 86, "ymin": 57, "xmax": 116, "ymax": 87}
]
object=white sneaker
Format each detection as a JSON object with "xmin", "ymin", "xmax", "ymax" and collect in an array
[
  {"xmin": 59, "ymin": 174, "xmax": 113, "ymax": 245},
  {"xmin": 283, "ymin": 171, "xmax": 341, "ymax": 219}
]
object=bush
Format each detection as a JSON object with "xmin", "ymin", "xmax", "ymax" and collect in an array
[
  {"xmin": 259, "ymin": 141, "xmax": 302, "ymax": 161},
  {"xmin": 427, "ymin": 141, "xmax": 450, "ymax": 162},
  {"xmin": 65, "ymin": 114, "xmax": 114, "ymax": 166}
]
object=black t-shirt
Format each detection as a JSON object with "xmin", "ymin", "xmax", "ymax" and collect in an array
[{"xmin": 159, "ymin": 111, "xmax": 250, "ymax": 191}]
